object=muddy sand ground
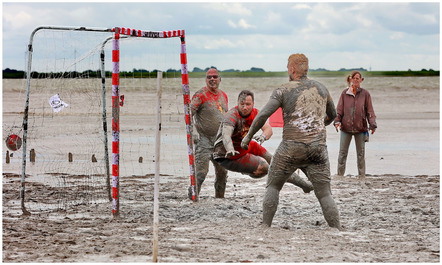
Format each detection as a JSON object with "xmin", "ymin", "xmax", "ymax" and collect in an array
[{"xmin": 2, "ymin": 76, "xmax": 440, "ymax": 262}]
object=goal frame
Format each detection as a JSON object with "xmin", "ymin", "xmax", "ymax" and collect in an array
[{"xmin": 20, "ymin": 26, "xmax": 198, "ymax": 218}]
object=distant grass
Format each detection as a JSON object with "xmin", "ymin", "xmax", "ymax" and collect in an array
[
  {"xmin": 360, "ymin": 70, "xmax": 440, "ymax": 77},
  {"xmin": 199, "ymin": 70, "xmax": 440, "ymax": 78},
  {"xmin": 2, "ymin": 70, "xmax": 439, "ymax": 79}
]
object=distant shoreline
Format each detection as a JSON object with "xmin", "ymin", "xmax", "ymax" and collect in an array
[
  {"xmin": 188, "ymin": 70, "xmax": 440, "ymax": 78},
  {"xmin": 2, "ymin": 69, "xmax": 439, "ymax": 79}
]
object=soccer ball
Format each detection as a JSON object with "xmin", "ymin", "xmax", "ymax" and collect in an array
[{"xmin": 5, "ymin": 134, "xmax": 22, "ymax": 151}]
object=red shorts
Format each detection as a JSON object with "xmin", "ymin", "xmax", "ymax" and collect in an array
[
  {"xmin": 217, "ymin": 141, "xmax": 268, "ymax": 176},
  {"xmin": 230, "ymin": 141, "xmax": 267, "ymax": 160}
]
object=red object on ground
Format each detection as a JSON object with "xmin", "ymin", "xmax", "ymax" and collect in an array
[{"xmin": 6, "ymin": 134, "xmax": 22, "ymax": 151}]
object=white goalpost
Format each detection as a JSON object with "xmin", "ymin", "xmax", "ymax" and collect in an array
[{"xmin": 4, "ymin": 25, "xmax": 197, "ymax": 262}]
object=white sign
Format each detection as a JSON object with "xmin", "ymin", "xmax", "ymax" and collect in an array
[{"xmin": 49, "ymin": 94, "xmax": 69, "ymax": 113}]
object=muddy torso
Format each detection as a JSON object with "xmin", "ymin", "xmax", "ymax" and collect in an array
[
  {"xmin": 191, "ymin": 87, "xmax": 228, "ymax": 138},
  {"xmin": 270, "ymin": 79, "xmax": 330, "ymax": 144},
  {"xmin": 213, "ymin": 107, "xmax": 258, "ymax": 158}
]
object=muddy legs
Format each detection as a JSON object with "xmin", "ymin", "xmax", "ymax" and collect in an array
[
  {"xmin": 286, "ymin": 171, "xmax": 314, "ymax": 193},
  {"xmin": 262, "ymin": 182, "xmax": 341, "ymax": 229},
  {"xmin": 262, "ymin": 174, "xmax": 340, "ymax": 230},
  {"xmin": 262, "ymin": 185, "xmax": 280, "ymax": 227},
  {"xmin": 313, "ymin": 182, "xmax": 341, "ymax": 230},
  {"xmin": 214, "ymin": 163, "xmax": 228, "ymax": 198}
]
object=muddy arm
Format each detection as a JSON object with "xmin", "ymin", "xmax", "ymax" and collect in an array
[
  {"xmin": 190, "ymin": 94, "xmax": 201, "ymax": 142},
  {"xmin": 333, "ymin": 92, "xmax": 344, "ymax": 125},
  {"xmin": 324, "ymin": 92, "xmax": 337, "ymax": 126},
  {"xmin": 253, "ymin": 121, "xmax": 273, "ymax": 144},
  {"xmin": 222, "ymin": 125, "xmax": 239, "ymax": 157},
  {"xmin": 260, "ymin": 121, "xmax": 273, "ymax": 140},
  {"xmin": 242, "ymin": 98, "xmax": 280, "ymax": 149}
]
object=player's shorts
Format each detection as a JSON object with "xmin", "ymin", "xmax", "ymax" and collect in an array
[
  {"xmin": 215, "ymin": 141, "xmax": 268, "ymax": 176},
  {"xmin": 269, "ymin": 141, "xmax": 330, "ymax": 187}
]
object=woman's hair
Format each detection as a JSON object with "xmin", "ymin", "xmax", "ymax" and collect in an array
[
  {"xmin": 346, "ymin": 70, "xmax": 364, "ymax": 87},
  {"xmin": 238, "ymin": 90, "xmax": 254, "ymax": 102}
]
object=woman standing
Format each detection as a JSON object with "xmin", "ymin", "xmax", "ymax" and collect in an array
[{"xmin": 334, "ymin": 71, "xmax": 377, "ymax": 179}]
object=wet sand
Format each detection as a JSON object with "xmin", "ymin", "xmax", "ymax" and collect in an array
[{"xmin": 2, "ymin": 76, "xmax": 440, "ymax": 262}]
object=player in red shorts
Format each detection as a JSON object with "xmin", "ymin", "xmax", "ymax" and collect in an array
[{"xmin": 213, "ymin": 90, "xmax": 313, "ymax": 197}]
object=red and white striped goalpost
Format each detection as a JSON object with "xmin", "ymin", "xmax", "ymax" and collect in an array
[
  {"xmin": 111, "ymin": 28, "xmax": 120, "ymax": 217},
  {"xmin": 112, "ymin": 27, "xmax": 197, "ymax": 262},
  {"xmin": 111, "ymin": 27, "xmax": 198, "ymax": 218},
  {"xmin": 22, "ymin": 25, "xmax": 196, "ymax": 262}
]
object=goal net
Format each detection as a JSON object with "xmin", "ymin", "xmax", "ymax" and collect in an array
[{"xmin": 2, "ymin": 26, "xmax": 195, "ymax": 218}]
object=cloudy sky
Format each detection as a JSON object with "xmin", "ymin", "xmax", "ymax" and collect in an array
[{"xmin": 2, "ymin": 1, "xmax": 440, "ymax": 72}]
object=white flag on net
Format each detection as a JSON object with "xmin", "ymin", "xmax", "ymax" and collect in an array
[{"xmin": 49, "ymin": 94, "xmax": 69, "ymax": 113}]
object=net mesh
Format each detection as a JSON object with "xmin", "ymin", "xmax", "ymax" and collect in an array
[{"xmin": 2, "ymin": 28, "xmax": 190, "ymax": 215}]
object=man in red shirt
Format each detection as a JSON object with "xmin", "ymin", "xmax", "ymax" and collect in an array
[
  {"xmin": 190, "ymin": 68, "xmax": 229, "ymax": 199},
  {"xmin": 213, "ymin": 90, "xmax": 313, "ymax": 196}
]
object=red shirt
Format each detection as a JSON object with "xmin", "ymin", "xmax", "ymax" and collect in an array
[
  {"xmin": 191, "ymin": 87, "xmax": 228, "ymax": 138},
  {"xmin": 213, "ymin": 107, "xmax": 258, "ymax": 159},
  {"xmin": 226, "ymin": 107, "xmax": 258, "ymax": 151}
]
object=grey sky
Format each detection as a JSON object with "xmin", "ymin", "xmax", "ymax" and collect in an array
[{"xmin": 2, "ymin": 1, "xmax": 440, "ymax": 71}]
